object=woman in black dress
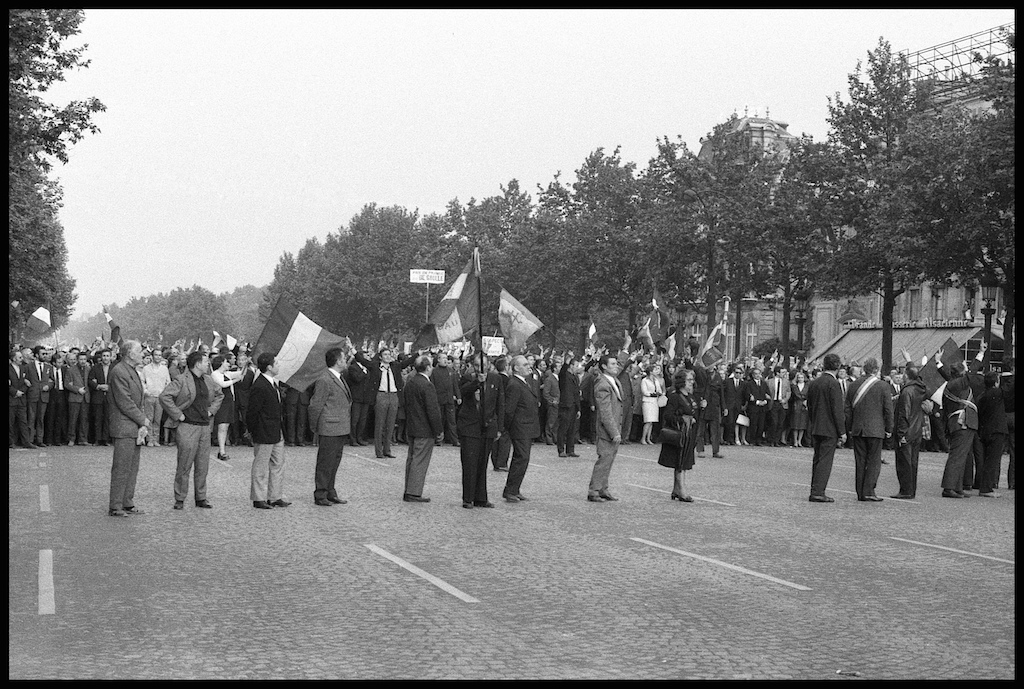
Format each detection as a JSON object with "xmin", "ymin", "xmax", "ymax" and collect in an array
[{"xmin": 658, "ymin": 368, "xmax": 698, "ymax": 502}]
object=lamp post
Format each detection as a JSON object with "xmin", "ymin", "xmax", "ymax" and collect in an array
[
  {"xmin": 979, "ymin": 274, "xmax": 998, "ymax": 372},
  {"xmin": 794, "ymin": 292, "xmax": 809, "ymax": 361}
]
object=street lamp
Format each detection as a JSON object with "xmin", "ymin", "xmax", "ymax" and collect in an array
[
  {"xmin": 794, "ymin": 292, "xmax": 810, "ymax": 359},
  {"xmin": 979, "ymin": 274, "xmax": 999, "ymax": 372}
]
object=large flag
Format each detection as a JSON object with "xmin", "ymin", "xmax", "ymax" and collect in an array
[
  {"xmin": 26, "ymin": 306, "xmax": 51, "ymax": 334},
  {"xmin": 919, "ymin": 337, "xmax": 963, "ymax": 397},
  {"xmin": 498, "ymin": 288, "xmax": 543, "ymax": 355},
  {"xmin": 252, "ymin": 298, "xmax": 348, "ymax": 392},
  {"xmin": 699, "ymin": 320, "xmax": 726, "ymax": 367},
  {"xmin": 413, "ymin": 249, "xmax": 481, "ymax": 350},
  {"xmin": 648, "ymin": 289, "xmax": 672, "ymax": 347},
  {"xmin": 103, "ymin": 310, "xmax": 124, "ymax": 347},
  {"xmin": 636, "ymin": 317, "xmax": 653, "ymax": 352}
]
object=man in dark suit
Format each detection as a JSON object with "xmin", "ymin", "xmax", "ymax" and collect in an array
[
  {"xmin": 430, "ymin": 352, "xmax": 461, "ymax": 446},
  {"xmin": 937, "ymin": 352, "xmax": 986, "ymax": 492},
  {"xmin": 44, "ymin": 350, "xmax": 69, "ymax": 446},
  {"xmin": 892, "ymin": 362, "xmax": 928, "ymax": 499},
  {"xmin": 503, "ymin": 355, "xmax": 541, "ymax": 502},
  {"xmin": 696, "ymin": 361, "xmax": 727, "ymax": 458},
  {"xmin": 106, "ymin": 341, "xmax": 149, "ymax": 517},
  {"xmin": 24, "ymin": 345, "xmax": 53, "ymax": 446},
  {"xmin": 246, "ymin": 352, "xmax": 290, "ymax": 509},
  {"xmin": 308, "ymin": 347, "xmax": 353, "ymax": 506},
  {"xmin": 366, "ymin": 347, "xmax": 417, "ymax": 459},
  {"xmin": 588, "ymin": 354, "xmax": 623, "ymax": 502},
  {"xmin": 765, "ymin": 367, "xmax": 791, "ymax": 447},
  {"xmin": 939, "ymin": 359, "xmax": 980, "ymax": 498},
  {"xmin": 402, "ymin": 355, "xmax": 443, "ymax": 502},
  {"xmin": 489, "ymin": 356, "xmax": 513, "ymax": 469},
  {"xmin": 723, "ymin": 363, "xmax": 745, "ymax": 445},
  {"xmin": 346, "ymin": 352, "xmax": 371, "ymax": 446},
  {"xmin": 9, "ymin": 350, "xmax": 34, "ymax": 449},
  {"xmin": 844, "ymin": 357, "xmax": 893, "ymax": 502},
  {"xmin": 232, "ymin": 350, "xmax": 256, "ymax": 446},
  {"xmin": 557, "ymin": 357, "xmax": 582, "ymax": 458},
  {"xmin": 743, "ymin": 367, "xmax": 770, "ymax": 446},
  {"xmin": 806, "ymin": 353, "xmax": 847, "ymax": 502},
  {"xmin": 89, "ymin": 349, "xmax": 113, "ymax": 446},
  {"xmin": 456, "ymin": 356, "xmax": 503, "ymax": 508},
  {"xmin": 66, "ymin": 350, "xmax": 91, "ymax": 445}
]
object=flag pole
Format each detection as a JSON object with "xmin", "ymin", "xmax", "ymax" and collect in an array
[{"xmin": 475, "ymin": 247, "xmax": 486, "ymax": 433}]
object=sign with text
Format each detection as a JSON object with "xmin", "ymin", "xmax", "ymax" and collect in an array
[
  {"xmin": 410, "ymin": 269, "xmax": 446, "ymax": 284},
  {"xmin": 482, "ymin": 336, "xmax": 505, "ymax": 356}
]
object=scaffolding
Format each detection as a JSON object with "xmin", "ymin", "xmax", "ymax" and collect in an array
[{"xmin": 902, "ymin": 23, "xmax": 1015, "ymax": 103}]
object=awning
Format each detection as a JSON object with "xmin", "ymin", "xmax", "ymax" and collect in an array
[{"xmin": 808, "ymin": 325, "xmax": 1004, "ymax": 366}]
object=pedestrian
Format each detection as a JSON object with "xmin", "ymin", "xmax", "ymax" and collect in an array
[
  {"xmin": 430, "ymin": 352, "xmax": 461, "ymax": 447},
  {"xmin": 401, "ymin": 354, "xmax": 443, "ymax": 503},
  {"xmin": 106, "ymin": 340, "xmax": 149, "ymax": 517},
  {"xmin": 844, "ymin": 357, "xmax": 893, "ymax": 502},
  {"xmin": 976, "ymin": 371, "xmax": 1007, "ymax": 498},
  {"xmin": 210, "ymin": 354, "xmax": 243, "ymax": 462},
  {"xmin": 490, "ymin": 356, "xmax": 514, "ymax": 469},
  {"xmin": 89, "ymin": 349, "xmax": 113, "ymax": 446},
  {"xmin": 246, "ymin": 352, "xmax": 291, "ymax": 509},
  {"xmin": 66, "ymin": 350, "xmax": 91, "ymax": 445},
  {"xmin": 502, "ymin": 354, "xmax": 541, "ymax": 502},
  {"xmin": 9, "ymin": 350, "xmax": 34, "ymax": 449},
  {"xmin": 456, "ymin": 357, "xmax": 502, "ymax": 508},
  {"xmin": 806, "ymin": 353, "xmax": 846, "ymax": 503},
  {"xmin": 891, "ymin": 362, "xmax": 928, "ymax": 499},
  {"xmin": 159, "ymin": 350, "xmax": 224, "ymax": 511},
  {"xmin": 938, "ymin": 358, "xmax": 979, "ymax": 499},
  {"xmin": 587, "ymin": 354, "xmax": 623, "ymax": 502},
  {"xmin": 308, "ymin": 347, "xmax": 353, "ymax": 507},
  {"xmin": 141, "ymin": 348, "xmax": 170, "ymax": 447},
  {"xmin": 556, "ymin": 357, "xmax": 582, "ymax": 458},
  {"xmin": 658, "ymin": 369, "xmax": 698, "ymax": 502}
]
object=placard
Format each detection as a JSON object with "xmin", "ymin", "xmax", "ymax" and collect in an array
[
  {"xmin": 409, "ymin": 269, "xmax": 446, "ymax": 284},
  {"xmin": 482, "ymin": 336, "xmax": 504, "ymax": 356}
]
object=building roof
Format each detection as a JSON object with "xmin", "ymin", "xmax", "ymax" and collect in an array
[{"xmin": 808, "ymin": 325, "xmax": 1004, "ymax": 366}]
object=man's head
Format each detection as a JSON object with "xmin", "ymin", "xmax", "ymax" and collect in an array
[
  {"xmin": 123, "ymin": 340, "xmax": 145, "ymax": 368},
  {"xmin": 984, "ymin": 371, "xmax": 999, "ymax": 388},
  {"xmin": 598, "ymin": 354, "xmax": 620, "ymax": 377},
  {"xmin": 750, "ymin": 368, "xmax": 762, "ymax": 381},
  {"xmin": 837, "ymin": 367, "xmax": 849, "ymax": 380},
  {"xmin": 76, "ymin": 352, "xmax": 89, "ymax": 367},
  {"xmin": 511, "ymin": 355, "xmax": 530, "ymax": 377},
  {"xmin": 10, "ymin": 350, "xmax": 24, "ymax": 366},
  {"xmin": 863, "ymin": 358, "xmax": 879, "ymax": 376},
  {"xmin": 414, "ymin": 354, "xmax": 433, "ymax": 375},
  {"xmin": 21, "ymin": 347, "xmax": 33, "ymax": 362},
  {"xmin": 325, "ymin": 347, "xmax": 349, "ymax": 371},
  {"xmin": 823, "ymin": 353, "xmax": 842, "ymax": 372},
  {"xmin": 435, "ymin": 353, "xmax": 449, "ymax": 368},
  {"xmin": 493, "ymin": 356, "xmax": 507, "ymax": 373},
  {"xmin": 380, "ymin": 348, "xmax": 394, "ymax": 364},
  {"xmin": 904, "ymin": 362, "xmax": 920, "ymax": 381},
  {"xmin": 99, "ymin": 350, "xmax": 112, "ymax": 365},
  {"xmin": 187, "ymin": 350, "xmax": 209, "ymax": 374},
  {"xmin": 257, "ymin": 352, "xmax": 276, "ymax": 374}
]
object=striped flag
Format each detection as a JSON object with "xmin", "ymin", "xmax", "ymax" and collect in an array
[
  {"xmin": 413, "ymin": 249, "xmax": 481, "ymax": 349},
  {"xmin": 588, "ymin": 322, "xmax": 598, "ymax": 343},
  {"xmin": 498, "ymin": 288, "xmax": 543, "ymax": 355},
  {"xmin": 26, "ymin": 306, "xmax": 51, "ymax": 333},
  {"xmin": 699, "ymin": 320, "xmax": 726, "ymax": 367},
  {"xmin": 252, "ymin": 298, "xmax": 348, "ymax": 392}
]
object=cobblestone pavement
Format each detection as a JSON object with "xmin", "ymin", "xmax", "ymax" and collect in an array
[{"xmin": 9, "ymin": 438, "xmax": 1014, "ymax": 679}]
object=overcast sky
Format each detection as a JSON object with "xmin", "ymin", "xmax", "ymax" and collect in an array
[{"xmin": 45, "ymin": 9, "xmax": 1015, "ymax": 320}]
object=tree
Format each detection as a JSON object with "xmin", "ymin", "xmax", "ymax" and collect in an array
[{"xmin": 9, "ymin": 10, "xmax": 105, "ymax": 336}]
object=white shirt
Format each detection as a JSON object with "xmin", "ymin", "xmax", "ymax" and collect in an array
[{"xmin": 379, "ymin": 364, "xmax": 397, "ymax": 393}]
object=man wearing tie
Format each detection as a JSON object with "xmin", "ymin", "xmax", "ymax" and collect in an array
[
  {"xmin": 723, "ymin": 363, "xmax": 745, "ymax": 445},
  {"xmin": 503, "ymin": 355, "xmax": 541, "ymax": 502},
  {"xmin": 308, "ymin": 347, "xmax": 353, "ymax": 507},
  {"xmin": 66, "ymin": 351, "xmax": 92, "ymax": 445},
  {"xmin": 367, "ymin": 347, "xmax": 416, "ymax": 459},
  {"xmin": 246, "ymin": 352, "xmax": 291, "ymax": 509},
  {"xmin": 24, "ymin": 346, "xmax": 53, "ymax": 446},
  {"xmin": 89, "ymin": 349, "xmax": 113, "ymax": 446},
  {"xmin": 588, "ymin": 354, "xmax": 623, "ymax": 502},
  {"xmin": 9, "ymin": 350, "xmax": 34, "ymax": 449},
  {"xmin": 44, "ymin": 349, "xmax": 69, "ymax": 446},
  {"xmin": 401, "ymin": 354, "xmax": 443, "ymax": 502}
]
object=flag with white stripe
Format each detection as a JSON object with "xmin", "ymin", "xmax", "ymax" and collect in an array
[
  {"xmin": 27, "ymin": 306, "xmax": 51, "ymax": 333},
  {"xmin": 498, "ymin": 288, "xmax": 543, "ymax": 355},
  {"xmin": 252, "ymin": 299, "xmax": 348, "ymax": 392},
  {"xmin": 699, "ymin": 320, "xmax": 726, "ymax": 367},
  {"xmin": 413, "ymin": 248, "xmax": 481, "ymax": 349}
]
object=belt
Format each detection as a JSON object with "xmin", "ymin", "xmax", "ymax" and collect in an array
[
  {"xmin": 181, "ymin": 419, "xmax": 209, "ymax": 426},
  {"xmin": 377, "ymin": 390, "xmax": 398, "ymax": 394}
]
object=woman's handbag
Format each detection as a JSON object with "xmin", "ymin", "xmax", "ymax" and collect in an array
[
  {"xmin": 657, "ymin": 394, "xmax": 669, "ymax": 408},
  {"xmin": 736, "ymin": 413, "xmax": 750, "ymax": 427},
  {"xmin": 657, "ymin": 426, "xmax": 684, "ymax": 447}
]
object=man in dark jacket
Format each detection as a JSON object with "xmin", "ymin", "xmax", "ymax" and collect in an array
[
  {"xmin": 502, "ymin": 355, "xmax": 541, "ymax": 502},
  {"xmin": 456, "ymin": 357, "xmax": 503, "ymax": 508},
  {"xmin": 977, "ymin": 370, "xmax": 1008, "ymax": 497},
  {"xmin": 402, "ymin": 355, "xmax": 443, "ymax": 502},
  {"xmin": 806, "ymin": 353, "xmax": 847, "ymax": 502},
  {"xmin": 844, "ymin": 357, "xmax": 893, "ymax": 502},
  {"xmin": 557, "ymin": 357, "xmax": 582, "ymax": 458},
  {"xmin": 346, "ymin": 352, "xmax": 371, "ymax": 446},
  {"xmin": 430, "ymin": 352, "xmax": 461, "ymax": 446},
  {"xmin": 695, "ymin": 361, "xmax": 726, "ymax": 458},
  {"xmin": 891, "ymin": 362, "xmax": 928, "ymax": 499},
  {"xmin": 246, "ymin": 352, "xmax": 290, "ymax": 509}
]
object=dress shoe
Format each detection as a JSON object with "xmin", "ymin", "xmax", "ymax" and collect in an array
[
  {"xmin": 195, "ymin": 500, "xmax": 212, "ymax": 509},
  {"xmin": 216, "ymin": 452, "xmax": 230, "ymax": 461},
  {"xmin": 173, "ymin": 501, "xmax": 184, "ymax": 510},
  {"xmin": 462, "ymin": 502, "xmax": 474, "ymax": 509},
  {"xmin": 108, "ymin": 509, "xmax": 129, "ymax": 517},
  {"xmin": 327, "ymin": 496, "xmax": 347, "ymax": 504},
  {"xmin": 587, "ymin": 495, "xmax": 604, "ymax": 502},
  {"xmin": 568, "ymin": 453, "xmax": 580, "ymax": 458},
  {"xmin": 253, "ymin": 500, "xmax": 273, "ymax": 509},
  {"xmin": 402, "ymin": 494, "xmax": 430, "ymax": 503},
  {"xmin": 270, "ymin": 499, "xmax": 292, "ymax": 507},
  {"xmin": 67, "ymin": 441, "xmax": 75, "ymax": 446},
  {"xmin": 671, "ymin": 493, "xmax": 694, "ymax": 502},
  {"xmin": 23, "ymin": 443, "xmax": 38, "ymax": 449},
  {"xmin": 599, "ymin": 493, "xmax": 619, "ymax": 501},
  {"xmin": 474, "ymin": 501, "xmax": 495, "ymax": 508},
  {"xmin": 123, "ymin": 506, "xmax": 146, "ymax": 514},
  {"xmin": 712, "ymin": 453, "xmax": 724, "ymax": 458},
  {"xmin": 514, "ymin": 493, "xmax": 528, "ymax": 501},
  {"xmin": 558, "ymin": 453, "xmax": 568, "ymax": 458},
  {"xmin": 859, "ymin": 496, "xmax": 884, "ymax": 502},
  {"xmin": 494, "ymin": 466, "xmax": 509, "ymax": 472},
  {"xmin": 889, "ymin": 494, "xmax": 914, "ymax": 500},
  {"xmin": 808, "ymin": 495, "xmax": 835, "ymax": 503},
  {"xmin": 502, "ymin": 493, "xmax": 520, "ymax": 502},
  {"xmin": 880, "ymin": 459, "xmax": 889, "ymax": 464},
  {"xmin": 385, "ymin": 453, "xmax": 397, "ymax": 458},
  {"xmin": 315, "ymin": 498, "xmax": 333, "ymax": 506},
  {"xmin": 978, "ymin": 491, "xmax": 999, "ymax": 498},
  {"xmin": 941, "ymin": 490, "xmax": 968, "ymax": 499}
]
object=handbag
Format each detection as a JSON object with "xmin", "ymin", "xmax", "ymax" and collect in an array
[
  {"xmin": 657, "ymin": 394, "xmax": 668, "ymax": 408},
  {"xmin": 657, "ymin": 426, "xmax": 683, "ymax": 447},
  {"xmin": 736, "ymin": 413, "xmax": 750, "ymax": 427}
]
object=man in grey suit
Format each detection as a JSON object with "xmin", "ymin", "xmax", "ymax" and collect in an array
[
  {"xmin": 844, "ymin": 357, "xmax": 893, "ymax": 502},
  {"xmin": 309, "ymin": 347, "xmax": 353, "ymax": 506},
  {"xmin": 402, "ymin": 355, "xmax": 443, "ymax": 502},
  {"xmin": 806, "ymin": 353, "xmax": 847, "ymax": 502},
  {"xmin": 106, "ymin": 340, "xmax": 149, "ymax": 517},
  {"xmin": 588, "ymin": 354, "xmax": 623, "ymax": 502}
]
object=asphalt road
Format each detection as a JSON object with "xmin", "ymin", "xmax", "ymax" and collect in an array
[{"xmin": 8, "ymin": 438, "xmax": 1015, "ymax": 679}]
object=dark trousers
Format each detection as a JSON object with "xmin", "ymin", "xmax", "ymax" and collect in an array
[
  {"xmin": 91, "ymin": 401, "xmax": 110, "ymax": 444},
  {"xmin": 697, "ymin": 411, "xmax": 721, "ymax": 455},
  {"xmin": 942, "ymin": 429, "xmax": 976, "ymax": 491},
  {"xmin": 460, "ymin": 434, "xmax": 491, "ymax": 503},
  {"xmin": 28, "ymin": 397, "xmax": 48, "ymax": 443},
  {"xmin": 852, "ymin": 435, "xmax": 883, "ymax": 499},
  {"xmin": 619, "ymin": 404, "xmax": 633, "ymax": 443},
  {"xmin": 557, "ymin": 406, "xmax": 578, "ymax": 455},
  {"xmin": 9, "ymin": 402, "xmax": 31, "ymax": 446},
  {"xmin": 810, "ymin": 434, "xmax": 837, "ymax": 496},
  {"xmin": 1006, "ymin": 412, "xmax": 1015, "ymax": 489},
  {"xmin": 45, "ymin": 391, "xmax": 68, "ymax": 445},
  {"xmin": 67, "ymin": 401, "xmax": 89, "ymax": 444},
  {"xmin": 747, "ymin": 405, "xmax": 767, "ymax": 444},
  {"xmin": 766, "ymin": 402, "xmax": 786, "ymax": 445},
  {"xmin": 964, "ymin": 433, "xmax": 984, "ymax": 489},
  {"xmin": 504, "ymin": 435, "xmax": 532, "ymax": 496},
  {"xmin": 894, "ymin": 438, "xmax": 921, "ymax": 497},
  {"xmin": 979, "ymin": 434, "xmax": 1005, "ymax": 494},
  {"xmin": 351, "ymin": 401, "xmax": 370, "ymax": 443},
  {"xmin": 439, "ymin": 403, "xmax": 459, "ymax": 445},
  {"xmin": 314, "ymin": 434, "xmax": 347, "ymax": 500},
  {"xmin": 490, "ymin": 431, "xmax": 511, "ymax": 469}
]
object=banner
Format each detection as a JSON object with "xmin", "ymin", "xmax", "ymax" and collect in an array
[
  {"xmin": 252, "ymin": 298, "xmax": 348, "ymax": 392},
  {"xmin": 498, "ymin": 288, "xmax": 543, "ymax": 355},
  {"xmin": 699, "ymin": 321, "xmax": 726, "ymax": 367},
  {"xmin": 27, "ymin": 306, "xmax": 51, "ymax": 334}
]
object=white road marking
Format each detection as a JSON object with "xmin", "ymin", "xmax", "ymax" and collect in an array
[
  {"xmin": 38, "ymin": 550, "xmax": 55, "ymax": 615},
  {"xmin": 351, "ymin": 453, "xmax": 389, "ymax": 467},
  {"xmin": 627, "ymin": 483, "xmax": 736, "ymax": 507},
  {"xmin": 888, "ymin": 537, "xmax": 1015, "ymax": 565},
  {"xmin": 630, "ymin": 537, "xmax": 811, "ymax": 591},
  {"xmin": 364, "ymin": 544, "xmax": 479, "ymax": 603},
  {"xmin": 530, "ymin": 462, "xmax": 548, "ymax": 469},
  {"xmin": 619, "ymin": 452, "xmax": 657, "ymax": 462},
  {"xmin": 39, "ymin": 485, "xmax": 50, "ymax": 512},
  {"xmin": 789, "ymin": 483, "xmax": 920, "ymax": 505}
]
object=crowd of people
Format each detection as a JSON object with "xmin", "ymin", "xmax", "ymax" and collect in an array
[{"xmin": 7, "ymin": 333, "xmax": 1014, "ymax": 514}]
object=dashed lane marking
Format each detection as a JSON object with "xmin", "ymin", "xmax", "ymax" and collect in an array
[
  {"xmin": 630, "ymin": 537, "xmax": 811, "ymax": 591},
  {"xmin": 627, "ymin": 483, "xmax": 737, "ymax": 507},
  {"xmin": 38, "ymin": 550, "xmax": 55, "ymax": 615},
  {"xmin": 39, "ymin": 485, "xmax": 50, "ymax": 512},
  {"xmin": 364, "ymin": 544, "xmax": 479, "ymax": 603},
  {"xmin": 888, "ymin": 537, "xmax": 1014, "ymax": 565}
]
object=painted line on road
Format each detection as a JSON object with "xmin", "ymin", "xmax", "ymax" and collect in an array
[
  {"xmin": 530, "ymin": 462, "xmax": 548, "ymax": 469},
  {"xmin": 619, "ymin": 452, "xmax": 657, "ymax": 462},
  {"xmin": 350, "ymin": 453, "xmax": 390, "ymax": 467},
  {"xmin": 364, "ymin": 544, "xmax": 479, "ymax": 603},
  {"xmin": 789, "ymin": 483, "xmax": 920, "ymax": 505},
  {"xmin": 630, "ymin": 537, "xmax": 811, "ymax": 591},
  {"xmin": 888, "ymin": 537, "xmax": 1014, "ymax": 565},
  {"xmin": 38, "ymin": 550, "xmax": 55, "ymax": 615},
  {"xmin": 39, "ymin": 485, "xmax": 50, "ymax": 512},
  {"xmin": 627, "ymin": 483, "xmax": 736, "ymax": 507}
]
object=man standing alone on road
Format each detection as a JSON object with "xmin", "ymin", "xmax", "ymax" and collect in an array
[
  {"xmin": 402, "ymin": 354, "xmax": 443, "ymax": 503},
  {"xmin": 806, "ymin": 353, "xmax": 846, "ymax": 503},
  {"xmin": 588, "ymin": 354, "xmax": 622, "ymax": 503},
  {"xmin": 308, "ymin": 347, "xmax": 353, "ymax": 507},
  {"xmin": 107, "ymin": 340, "xmax": 149, "ymax": 517},
  {"xmin": 844, "ymin": 357, "xmax": 892, "ymax": 502}
]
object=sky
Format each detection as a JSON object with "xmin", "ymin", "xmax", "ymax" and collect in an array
[{"xmin": 44, "ymin": 8, "xmax": 1016, "ymax": 320}]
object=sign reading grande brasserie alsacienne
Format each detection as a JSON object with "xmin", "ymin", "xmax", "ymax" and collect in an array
[{"xmin": 843, "ymin": 319, "xmax": 975, "ymax": 329}]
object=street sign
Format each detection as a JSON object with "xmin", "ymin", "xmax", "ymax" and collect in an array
[{"xmin": 410, "ymin": 269, "xmax": 446, "ymax": 284}]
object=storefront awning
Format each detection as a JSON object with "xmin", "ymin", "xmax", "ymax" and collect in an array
[{"xmin": 808, "ymin": 325, "xmax": 1004, "ymax": 366}]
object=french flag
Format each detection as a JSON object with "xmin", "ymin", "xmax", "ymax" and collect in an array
[{"xmin": 252, "ymin": 298, "xmax": 348, "ymax": 392}]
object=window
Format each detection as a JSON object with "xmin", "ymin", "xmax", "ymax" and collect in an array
[
  {"xmin": 725, "ymin": 323, "xmax": 736, "ymax": 360},
  {"xmin": 931, "ymin": 287, "xmax": 944, "ymax": 320},
  {"xmin": 745, "ymin": 322, "xmax": 758, "ymax": 356},
  {"xmin": 908, "ymin": 288, "xmax": 921, "ymax": 321}
]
